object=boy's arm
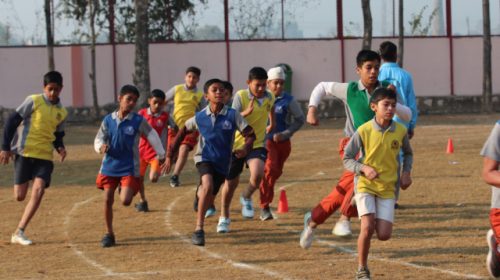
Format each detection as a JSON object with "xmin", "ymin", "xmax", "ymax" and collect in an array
[
  {"xmin": 400, "ymin": 134, "xmax": 413, "ymax": 189},
  {"xmin": 275, "ymin": 98, "xmax": 305, "ymax": 141},
  {"xmin": 1, "ymin": 97, "xmax": 33, "ymax": 164},
  {"xmin": 266, "ymin": 105, "xmax": 275, "ymax": 134},
  {"xmin": 139, "ymin": 119, "xmax": 165, "ymax": 160},
  {"xmin": 406, "ymin": 77, "xmax": 418, "ymax": 136},
  {"xmin": 234, "ymin": 113, "xmax": 256, "ymax": 158},
  {"xmin": 483, "ymin": 158, "xmax": 500, "ymax": 187},
  {"xmin": 481, "ymin": 122, "xmax": 500, "ymax": 187},
  {"xmin": 53, "ymin": 119, "xmax": 67, "ymax": 162},
  {"xmin": 167, "ymin": 116, "xmax": 197, "ymax": 160},
  {"xmin": 307, "ymin": 82, "xmax": 348, "ymax": 126},
  {"xmin": 343, "ymin": 132, "xmax": 377, "ymax": 180},
  {"xmin": 94, "ymin": 121, "xmax": 109, "ymax": 154}
]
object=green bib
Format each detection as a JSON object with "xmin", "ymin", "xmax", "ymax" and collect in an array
[{"xmin": 346, "ymin": 81, "xmax": 389, "ymax": 130}]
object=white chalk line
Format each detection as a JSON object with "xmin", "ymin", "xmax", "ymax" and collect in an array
[
  {"xmin": 164, "ymin": 195, "xmax": 296, "ymax": 280},
  {"xmin": 63, "ymin": 195, "xmax": 174, "ymax": 279},
  {"xmin": 282, "ymin": 172, "xmax": 487, "ymax": 279}
]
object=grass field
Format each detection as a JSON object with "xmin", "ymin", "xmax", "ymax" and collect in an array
[{"xmin": 0, "ymin": 114, "xmax": 498, "ymax": 280}]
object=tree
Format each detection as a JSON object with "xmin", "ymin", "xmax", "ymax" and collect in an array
[
  {"xmin": 482, "ymin": 0, "xmax": 492, "ymax": 113},
  {"xmin": 408, "ymin": 5, "xmax": 439, "ymax": 36},
  {"xmin": 361, "ymin": 0, "xmax": 372, "ymax": 50},
  {"xmin": 397, "ymin": 0, "xmax": 404, "ymax": 66},
  {"xmin": 229, "ymin": 0, "xmax": 276, "ymax": 39},
  {"xmin": 134, "ymin": 0, "xmax": 150, "ymax": 107},
  {"xmin": 44, "ymin": 0, "xmax": 55, "ymax": 71}
]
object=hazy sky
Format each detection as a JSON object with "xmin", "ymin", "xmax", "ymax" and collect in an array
[{"xmin": 1, "ymin": 0, "xmax": 498, "ymax": 44}]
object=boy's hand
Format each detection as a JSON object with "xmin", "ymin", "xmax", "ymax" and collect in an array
[
  {"xmin": 307, "ymin": 106, "xmax": 319, "ymax": 126},
  {"xmin": 361, "ymin": 165, "xmax": 378, "ymax": 180},
  {"xmin": 99, "ymin": 144, "xmax": 109, "ymax": 154},
  {"xmin": 161, "ymin": 157, "xmax": 172, "ymax": 174},
  {"xmin": 266, "ymin": 124, "xmax": 274, "ymax": 134},
  {"xmin": 57, "ymin": 147, "xmax": 67, "ymax": 163},
  {"xmin": 400, "ymin": 172, "xmax": 412, "ymax": 190},
  {"xmin": 273, "ymin": 133, "xmax": 284, "ymax": 142},
  {"xmin": 241, "ymin": 97, "xmax": 255, "ymax": 117},
  {"xmin": 0, "ymin": 150, "xmax": 13, "ymax": 165},
  {"xmin": 234, "ymin": 149, "xmax": 247, "ymax": 159}
]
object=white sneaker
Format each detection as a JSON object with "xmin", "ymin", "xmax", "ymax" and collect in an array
[
  {"xmin": 217, "ymin": 217, "xmax": 231, "ymax": 233},
  {"xmin": 239, "ymin": 196, "xmax": 254, "ymax": 219},
  {"xmin": 487, "ymin": 229, "xmax": 500, "ymax": 278},
  {"xmin": 332, "ymin": 220, "xmax": 352, "ymax": 237},
  {"xmin": 299, "ymin": 212, "xmax": 314, "ymax": 249},
  {"xmin": 11, "ymin": 231, "xmax": 33, "ymax": 246}
]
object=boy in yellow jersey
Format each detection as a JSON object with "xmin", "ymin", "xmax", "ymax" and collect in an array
[
  {"xmin": 217, "ymin": 67, "xmax": 275, "ymax": 233},
  {"xmin": 343, "ymin": 88, "xmax": 412, "ymax": 280},
  {"xmin": 0, "ymin": 71, "xmax": 68, "ymax": 245},
  {"xmin": 165, "ymin": 66, "xmax": 205, "ymax": 187}
]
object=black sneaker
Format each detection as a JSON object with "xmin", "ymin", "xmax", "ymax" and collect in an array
[
  {"xmin": 355, "ymin": 267, "xmax": 371, "ymax": 280},
  {"xmin": 101, "ymin": 233, "xmax": 115, "ymax": 248},
  {"xmin": 135, "ymin": 201, "xmax": 149, "ymax": 212},
  {"xmin": 259, "ymin": 207, "xmax": 274, "ymax": 221},
  {"xmin": 170, "ymin": 175, "xmax": 180, "ymax": 187},
  {"xmin": 191, "ymin": 230, "xmax": 205, "ymax": 246}
]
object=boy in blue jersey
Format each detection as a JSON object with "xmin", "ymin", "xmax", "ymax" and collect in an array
[
  {"xmin": 1, "ymin": 71, "xmax": 67, "ymax": 245},
  {"xmin": 259, "ymin": 67, "xmax": 304, "ymax": 220},
  {"xmin": 165, "ymin": 79, "xmax": 255, "ymax": 246},
  {"xmin": 94, "ymin": 85, "xmax": 166, "ymax": 248}
]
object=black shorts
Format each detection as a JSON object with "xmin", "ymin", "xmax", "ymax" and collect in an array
[
  {"xmin": 196, "ymin": 162, "xmax": 226, "ymax": 196},
  {"xmin": 226, "ymin": 147, "xmax": 267, "ymax": 180},
  {"xmin": 14, "ymin": 155, "xmax": 54, "ymax": 188}
]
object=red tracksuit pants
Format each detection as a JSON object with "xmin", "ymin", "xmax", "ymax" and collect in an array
[
  {"xmin": 259, "ymin": 139, "xmax": 291, "ymax": 209},
  {"xmin": 310, "ymin": 137, "xmax": 358, "ymax": 225}
]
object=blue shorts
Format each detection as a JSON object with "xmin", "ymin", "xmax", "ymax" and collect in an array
[
  {"xmin": 14, "ymin": 155, "xmax": 54, "ymax": 188},
  {"xmin": 226, "ymin": 147, "xmax": 267, "ymax": 180}
]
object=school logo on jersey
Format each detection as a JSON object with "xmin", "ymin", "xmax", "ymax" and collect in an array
[
  {"xmin": 391, "ymin": 140, "xmax": 400, "ymax": 150},
  {"xmin": 275, "ymin": 106, "xmax": 283, "ymax": 114},
  {"xmin": 124, "ymin": 126, "xmax": 135, "ymax": 135},
  {"xmin": 222, "ymin": 120, "xmax": 232, "ymax": 130}
]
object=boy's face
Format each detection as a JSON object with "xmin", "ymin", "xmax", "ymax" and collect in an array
[
  {"xmin": 148, "ymin": 97, "xmax": 165, "ymax": 114},
  {"xmin": 205, "ymin": 82, "xmax": 225, "ymax": 105},
  {"xmin": 223, "ymin": 88, "xmax": 232, "ymax": 105},
  {"xmin": 247, "ymin": 79, "xmax": 267, "ymax": 98},
  {"xmin": 43, "ymin": 82, "xmax": 63, "ymax": 104},
  {"xmin": 185, "ymin": 72, "xmax": 200, "ymax": 89},
  {"xmin": 370, "ymin": 97, "xmax": 397, "ymax": 121},
  {"xmin": 267, "ymin": 79, "xmax": 285, "ymax": 96},
  {"xmin": 356, "ymin": 60, "xmax": 380, "ymax": 88},
  {"xmin": 118, "ymin": 93, "xmax": 138, "ymax": 113}
]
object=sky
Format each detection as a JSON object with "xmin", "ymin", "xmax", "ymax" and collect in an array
[{"xmin": 0, "ymin": 0, "xmax": 499, "ymax": 45}]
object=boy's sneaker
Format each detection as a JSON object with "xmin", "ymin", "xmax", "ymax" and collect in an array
[
  {"xmin": 11, "ymin": 230, "xmax": 32, "ymax": 246},
  {"xmin": 260, "ymin": 207, "xmax": 274, "ymax": 221},
  {"xmin": 217, "ymin": 217, "xmax": 231, "ymax": 233},
  {"xmin": 299, "ymin": 212, "xmax": 314, "ymax": 249},
  {"xmin": 191, "ymin": 230, "xmax": 205, "ymax": 246},
  {"xmin": 135, "ymin": 201, "xmax": 149, "ymax": 212},
  {"xmin": 240, "ymin": 196, "xmax": 254, "ymax": 219},
  {"xmin": 170, "ymin": 175, "xmax": 180, "ymax": 187},
  {"xmin": 101, "ymin": 233, "xmax": 116, "ymax": 248},
  {"xmin": 205, "ymin": 206, "xmax": 216, "ymax": 218},
  {"xmin": 355, "ymin": 267, "xmax": 371, "ymax": 280},
  {"xmin": 332, "ymin": 220, "xmax": 352, "ymax": 237},
  {"xmin": 487, "ymin": 229, "xmax": 500, "ymax": 278}
]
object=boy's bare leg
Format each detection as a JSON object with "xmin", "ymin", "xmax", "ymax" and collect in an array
[
  {"xmin": 14, "ymin": 183, "xmax": 29, "ymax": 202},
  {"xmin": 196, "ymin": 174, "xmax": 214, "ymax": 230},
  {"xmin": 103, "ymin": 187, "xmax": 115, "ymax": 235},
  {"xmin": 15, "ymin": 178, "xmax": 45, "ymax": 232},
  {"xmin": 119, "ymin": 187, "xmax": 135, "ymax": 206},
  {"xmin": 375, "ymin": 219, "xmax": 393, "ymax": 241},
  {"xmin": 138, "ymin": 177, "xmax": 146, "ymax": 202},
  {"xmin": 241, "ymin": 158, "xmax": 265, "ymax": 199},
  {"xmin": 150, "ymin": 168, "xmax": 159, "ymax": 183},
  {"xmin": 173, "ymin": 144, "xmax": 190, "ymax": 177},
  {"xmin": 358, "ymin": 214, "xmax": 375, "ymax": 268},
  {"xmin": 220, "ymin": 177, "xmax": 239, "ymax": 218}
]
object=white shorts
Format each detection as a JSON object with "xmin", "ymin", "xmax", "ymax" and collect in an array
[{"xmin": 355, "ymin": 192, "xmax": 395, "ymax": 223}]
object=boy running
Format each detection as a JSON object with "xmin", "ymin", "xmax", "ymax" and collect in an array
[{"xmin": 0, "ymin": 71, "xmax": 68, "ymax": 245}]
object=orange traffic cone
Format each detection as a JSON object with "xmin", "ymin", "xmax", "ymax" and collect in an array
[
  {"xmin": 277, "ymin": 188, "xmax": 289, "ymax": 213},
  {"xmin": 446, "ymin": 138, "xmax": 454, "ymax": 154}
]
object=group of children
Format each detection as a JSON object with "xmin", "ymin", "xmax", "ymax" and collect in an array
[{"xmin": 2, "ymin": 50, "xmax": 499, "ymax": 279}]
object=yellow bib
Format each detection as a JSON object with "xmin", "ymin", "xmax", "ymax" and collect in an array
[{"xmin": 172, "ymin": 84, "xmax": 203, "ymax": 128}]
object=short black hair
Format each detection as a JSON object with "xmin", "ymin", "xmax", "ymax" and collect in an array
[
  {"xmin": 356, "ymin": 50, "xmax": 381, "ymax": 67},
  {"xmin": 150, "ymin": 89, "xmax": 166, "ymax": 100},
  {"xmin": 120, "ymin": 84, "xmax": 140, "ymax": 98},
  {"xmin": 379, "ymin": 41, "xmax": 397, "ymax": 62},
  {"xmin": 370, "ymin": 87, "xmax": 397, "ymax": 104},
  {"xmin": 203, "ymin": 78, "xmax": 223, "ymax": 93},
  {"xmin": 186, "ymin": 66, "xmax": 201, "ymax": 77},
  {"xmin": 44, "ymin": 71, "xmax": 63, "ymax": 87},
  {"xmin": 248, "ymin": 67, "xmax": 267, "ymax": 80},
  {"xmin": 222, "ymin": 81, "xmax": 233, "ymax": 95}
]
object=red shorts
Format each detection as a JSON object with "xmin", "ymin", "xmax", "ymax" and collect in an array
[
  {"xmin": 96, "ymin": 174, "xmax": 140, "ymax": 194},
  {"xmin": 168, "ymin": 128, "xmax": 199, "ymax": 150},
  {"xmin": 139, "ymin": 158, "xmax": 160, "ymax": 177}
]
